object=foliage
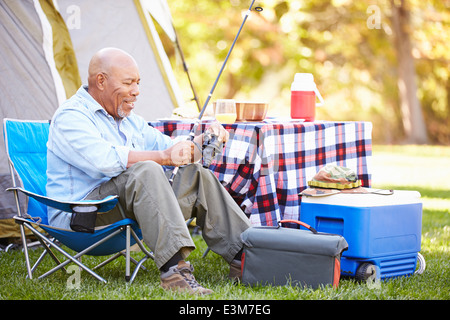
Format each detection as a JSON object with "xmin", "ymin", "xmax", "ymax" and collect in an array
[{"xmin": 164, "ymin": 0, "xmax": 450, "ymax": 144}]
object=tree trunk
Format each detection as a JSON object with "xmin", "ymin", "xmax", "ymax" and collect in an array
[{"xmin": 390, "ymin": 0, "xmax": 428, "ymax": 144}]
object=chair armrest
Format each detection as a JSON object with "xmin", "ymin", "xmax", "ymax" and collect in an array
[{"xmin": 6, "ymin": 187, "xmax": 118, "ymax": 213}]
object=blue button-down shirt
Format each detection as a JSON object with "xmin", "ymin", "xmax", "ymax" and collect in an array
[{"xmin": 46, "ymin": 86, "xmax": 175, "ymax": 229}]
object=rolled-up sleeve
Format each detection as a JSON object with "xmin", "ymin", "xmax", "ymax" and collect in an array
[{"xmin": 114, "ymin": 145, "xmax": 131, "ymax": 171}]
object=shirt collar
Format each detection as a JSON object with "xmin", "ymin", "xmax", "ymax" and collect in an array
[
  {"xmin": 78, "ymin": 85, "xmax": 130, "ymax": 124},
  {"xmin": 78, "ymin": 85, "xmax": 104, "ymax": 113}
]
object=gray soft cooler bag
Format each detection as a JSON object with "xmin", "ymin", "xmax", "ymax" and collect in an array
[{"xmin": 240, "ymin": 220, "xmax": 348, "ymax": 288}]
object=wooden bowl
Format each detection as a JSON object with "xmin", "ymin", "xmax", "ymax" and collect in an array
[{"xmin": 235, "ymin": 101, "xmax": 268, "ymax": 121}]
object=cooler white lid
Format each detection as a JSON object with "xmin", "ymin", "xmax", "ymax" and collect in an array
[{"xmin": 301, "ymin": 188, "xmax": 421, "ymax": 207}]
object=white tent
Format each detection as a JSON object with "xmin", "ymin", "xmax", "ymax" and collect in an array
[{"xmin": 0, "ymin": 0, "xmax": 185, "ymax": 238}]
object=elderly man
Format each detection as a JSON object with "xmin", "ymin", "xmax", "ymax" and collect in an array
[{"xmin": 46, "ymin": 47, "xmax": 251, "ymax": 295}]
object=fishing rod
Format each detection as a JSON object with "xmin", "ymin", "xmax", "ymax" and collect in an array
[{"xmin": 169, "ymin": 0, "xmax": 262, "ymax": 184}]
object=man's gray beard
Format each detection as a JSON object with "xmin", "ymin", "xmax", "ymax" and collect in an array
[{"xmin": 117, "ymin": 103, "xmax": 130, "ymax": 119}]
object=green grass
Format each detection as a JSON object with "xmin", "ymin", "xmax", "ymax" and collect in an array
[{"xmin": 1, "ymin": 145, "xmax": 449, "ymax": 301}]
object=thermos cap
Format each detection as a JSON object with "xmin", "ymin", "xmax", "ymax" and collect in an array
[
  {"xmin": 294, "ymin": 73, "xmax": 314, "ymax": 83},
  {"xmin": 291, "ymin": 73, "xmax": 317, "ymax": 92}
]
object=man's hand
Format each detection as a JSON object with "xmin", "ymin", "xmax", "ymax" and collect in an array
[
  {"xmin": 166, "ymin": 140, "xmax": 196, "ymax": 166},
  {"xmin": 127, "ymin": 121, "xmax": 229, "ymax": 168},
  {"xmin": 127, "ymin": 140, "xmax": 196, "ymax": 168},
  {"xmin": 205, "ymin": 121, "xmax": 229, "ymax": 144},
  {"xmin": 168, "ymin": 121, "xmax": 229, "ymax": 166},
  {"xmin": 191, "ymin": 121, "xmax": 229, "ymax": 163}
]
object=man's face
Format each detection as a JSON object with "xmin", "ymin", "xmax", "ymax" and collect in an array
[{"xmin": 101, "ymin": 60, "xmax": 140, "ymax": 119}]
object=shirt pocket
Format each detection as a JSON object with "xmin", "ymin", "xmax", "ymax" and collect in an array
[{"xmin": 130, "ymin": 133, "xmax": 145, "ymax": 150}]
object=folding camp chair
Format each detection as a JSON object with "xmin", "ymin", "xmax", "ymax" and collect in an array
[{"xmin": 3, "ymin": 118, "xmax": 154, "ymax": 284}]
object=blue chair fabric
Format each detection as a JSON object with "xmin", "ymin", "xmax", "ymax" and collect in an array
[{"xmin": 3, "ymin": 118, "xmax": 152, "ymax": 282}]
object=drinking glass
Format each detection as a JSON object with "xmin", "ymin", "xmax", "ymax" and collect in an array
[{"xmin": 214, "ymin": 99, "xmax": 237, "ymax": 124}]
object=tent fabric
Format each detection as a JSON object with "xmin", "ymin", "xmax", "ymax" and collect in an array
[
  {"xmin": 133, "ymin": 0, "xmax": 180, "ymax": 112},
  {"xmin": 0, "ymin": 0, "xmax": 57, "ymax": 227},
  {"xmin": 0, "ymin": 0, "xmax": 185, "ymax": 237},
  {"xmin": 0, "ymin": 0, "xmax": 59, "ymax": 121},
  {"xmin": 39, "ymin": 0, "xmax": 81, "ymax": 99},
  {"xmin": 142, "ymin": 0, "xmax": 176, "ymax": 42},
  {"xmin": 33, "ymin": 0, "xmax": 67, "ymax": 106},
  {"xmin": 56, "ymin": 0, "xmax": 183, "ymax": 120}
]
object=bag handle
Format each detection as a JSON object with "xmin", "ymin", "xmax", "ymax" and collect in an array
[{"xmin": 278, "ymin": 219, "xmax": 318, "ymax": 234}]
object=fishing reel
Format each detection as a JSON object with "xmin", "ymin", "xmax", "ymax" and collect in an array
[{"xmin": 202, "ymin": 130, "xmax": 224, "ymax": 168}]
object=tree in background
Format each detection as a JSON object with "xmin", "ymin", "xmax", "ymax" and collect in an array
[
  {"xmin": 390, "ymin": 0, "xmax": 427, "ymax": 144},
  {"xmin": 164, "ymin": 0, "xmax": 449, "ymax": 144}
]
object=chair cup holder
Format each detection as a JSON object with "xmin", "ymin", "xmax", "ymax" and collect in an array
[{"xmin": 70, "ymin": 205, "xmax": 98, "ymax": 233}]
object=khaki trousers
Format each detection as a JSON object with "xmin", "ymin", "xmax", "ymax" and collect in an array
[{"xmin": 86, "ymin": 161, "xmax": 251, "ymax": 269}]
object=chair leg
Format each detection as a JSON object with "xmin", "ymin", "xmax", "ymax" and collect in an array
[
  {"xmin": 127, "ymin": 228, "xmax": 155, "ymax": 283},
  {"xmin": 128, "ymin": 255, "xmax": 151, "ymax": 284},
  {"xmin": 29, "ymin": 247, "xmax": 48, "ymax": 277},
  {"xmin": 93, "ymin": 251, "xmax": 148, "ymax": 272},
  {"xmin": 18, "ymin": 220, "xmax": 66, "ymax": 279},
  {"xmin": 29, "ymin": 238, "xmax": 67, "ymax": 277},
  {"xmin": 92, "ymin": 252, "xmax": 122, "ymax": 270},
  {"xmin": 18, "ymin": 223, "xmax": 33, "ymax": 279},
  {"xmin": 202, "ymin": 248, "xmax": 210, "ymax": 258},
  {"xmin": 124, "ymin": 226, "xmax": 155, "ymax": 283},
  {"xmin": 31, "ymin": 224, "xmax": 125, "ymax": 283},
  {"xmin": 35, "ymin": 231, "xmax": 107, "ymax": 283},
  {"xmin": 186, "ymin": 217, "xmax": 195, "ymax": 227},
  {"xmin": 125, "ymin": 225, "xmax": 131, "ymax": 282},
  {"xmin": 13, "ymin": 187, "xmax": 33, "ymax": 279},
  {"xmin": 130, "ymin": 228, "xmax": 154, "ymax": 260}
]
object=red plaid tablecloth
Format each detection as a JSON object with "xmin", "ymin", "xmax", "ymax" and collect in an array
[{"xmin": 149, "ymin": 120, "xmax": 372, "ymax": 226}]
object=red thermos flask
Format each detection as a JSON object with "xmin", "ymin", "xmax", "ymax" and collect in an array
[{"xmin": 290, "ymin": 73, "xmax": 324, "ymax": 121}]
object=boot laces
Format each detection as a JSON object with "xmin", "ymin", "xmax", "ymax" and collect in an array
[{"xmin": 178, "ymin": 265, "xmax": 202, "ymax": 289}]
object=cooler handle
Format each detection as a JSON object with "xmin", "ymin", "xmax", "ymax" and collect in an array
[
  {"xmin": 314, "ymin": 87, "xmax": 324, "ymax": 107},
  {"xmin": 278, "ymin": 219, "xmax": 318, "ymax": 234}
]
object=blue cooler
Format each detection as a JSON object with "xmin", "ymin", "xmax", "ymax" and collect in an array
[{"xmin": 300, "ymin": 189, "xmax": 423, "ymax": 280}]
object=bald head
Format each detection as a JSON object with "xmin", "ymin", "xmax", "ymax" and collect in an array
[
  {"xmin": 87, "ymin": 48, "xmax": 140, "ymax": 119},
  {"xmin": 88, "ymin": 48, "xmax": 138, "ymax": 85}
]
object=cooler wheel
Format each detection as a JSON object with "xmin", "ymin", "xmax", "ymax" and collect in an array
[{"xmin": 355, "ymin": 263, "xmax": 377, "ymax": 282}]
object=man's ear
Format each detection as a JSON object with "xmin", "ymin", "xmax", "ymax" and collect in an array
[{"xmin": 96, "ymin": 73, "xmax": 106, "ymax": 90}]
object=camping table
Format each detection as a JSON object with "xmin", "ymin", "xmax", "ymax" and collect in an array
[{"xmin": 149, "ymin": 120, "xmax": 373, "ymax": 226}]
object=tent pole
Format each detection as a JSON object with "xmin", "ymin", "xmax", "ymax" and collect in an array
[{"xmin": 173, "ymin": 28, "xmax": 202, "ymax": 112}]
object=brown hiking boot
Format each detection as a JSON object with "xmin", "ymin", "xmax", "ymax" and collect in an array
[
  {"xmin": 228, "ymin": 259, "xmax": 242, "ymax": 282},
  {"xmin": 160, "ymin": 261, "xmax": 213, "ymax": 295}
]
